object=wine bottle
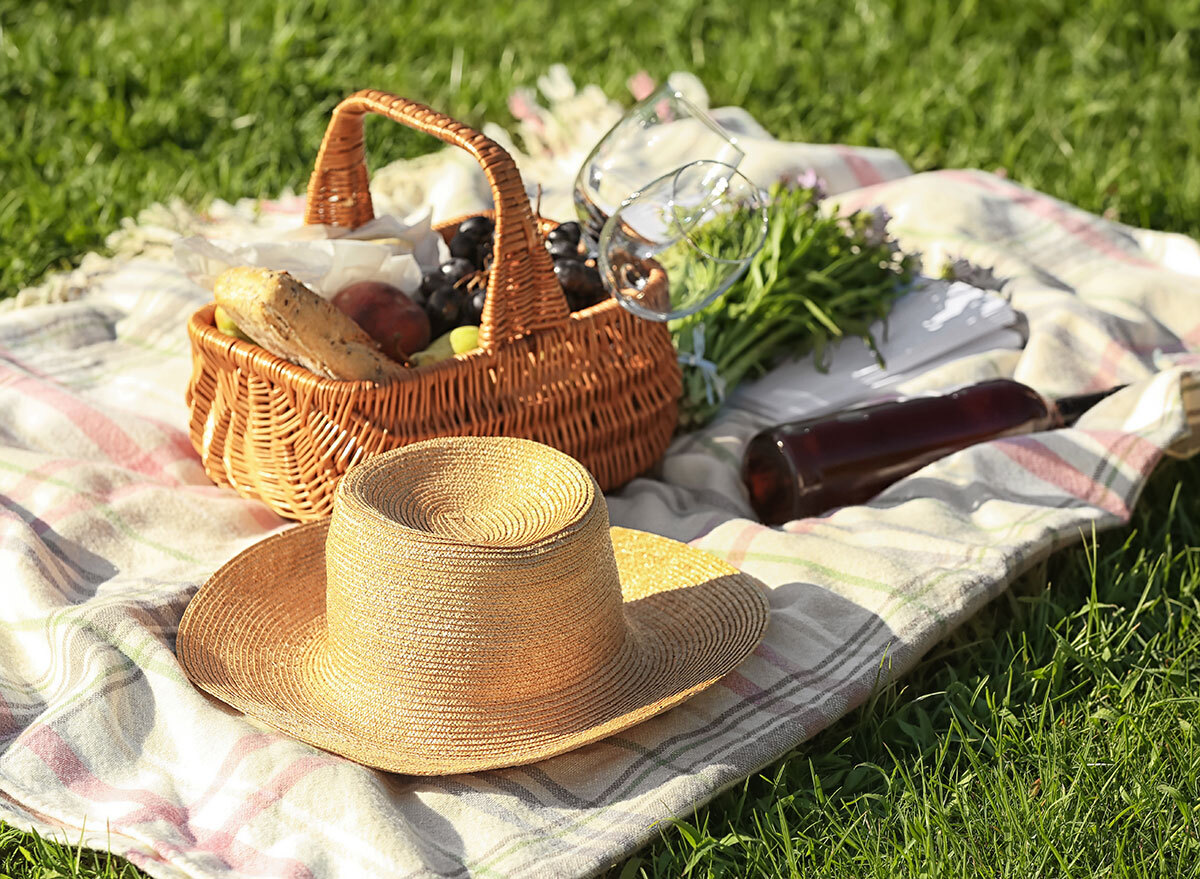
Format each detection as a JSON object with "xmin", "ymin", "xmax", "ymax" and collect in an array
[{"xmin": 741, "ymin": 379, "xmax": 1125, "ymax": 525}]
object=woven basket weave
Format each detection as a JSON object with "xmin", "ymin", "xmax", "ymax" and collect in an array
[{"xmin": 186, "ymin": 90, "xmax": 681, "ymax": 521}]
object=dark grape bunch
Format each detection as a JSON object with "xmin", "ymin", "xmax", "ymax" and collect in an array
[
  {"xmin": 544, "ymin": 221, "xmax": 607, "ymax": 312},
  {"xmin": 412, "ymin": 218, "xmax": 607, "ymax": 337}
]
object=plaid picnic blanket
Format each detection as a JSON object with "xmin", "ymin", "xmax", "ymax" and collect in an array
[{"xmin": 1, "ymin": 90, "xmax": 1198, "ymax": 876}]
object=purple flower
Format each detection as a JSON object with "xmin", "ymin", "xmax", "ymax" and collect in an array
[
  {"xmin": 779, "ymin": 167, "xmax": 828, "ymax": 202},
  {"xmin": 863, "ymin": 206, "xmax": 891, "ymax": 248}
]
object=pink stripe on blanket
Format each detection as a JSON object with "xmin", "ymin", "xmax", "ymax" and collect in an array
[
  {"xmin": 23, "ymin": 725, "xmax": 192, "ymax": 830},
  {"xmin": 1085, "ymin": 339, "xmax": 1133, "ymax": 391},
  {"xmin": 204, "ymin": 756, "xmax": 331, "ymax": 846},
  {"xmin": 2, "ymin": 459, "xmax": 78, "ymax": 508},
  {"xmin": 835, "ymin": 146, "xmax": 887, "ymax": 187},
  {"xmin": 0, "ymin": 456, "xmax": 282, "ymax": 535},
  {"xmin": 32, "ymin": 476, "xmax": 283, "ymax": 534},
  {"xmin": 992, "ymin": 431, "xmax": 1160, "ymax": 520},
  {"xmin": 719, "ymin": 670, "xmax": 792, "ymax": 716},
  {"xmin": 1078, "ymin": 429, "xmax": 1164, "ymax": 481},
  {"xmin": 23, "ymin": 725, "xmax": 319, "ymax": 878},
  {"xmin": 0, "ymin": 359, "xmax": 192, "ymax": 484},
  {"xmin": 124, "ymin": 733, "xmax": 276, "ymax": 826},
  {"xmin": 718, "ymin": 670, "xmax": 761, "ymax": 698},
  {"xmin": 942, "ymin": 171, "xmax": 1158, "ymax": 268},
  {"xmin": 124, "ymin": 733, "xmax": 324, "ymax": 879},
  {"xmin": 200, "ymin": 835, "xmax": 316, "ymax": 879},
  {"xmin": 1165, "ymin": 352, "xmax": 1200, "ymax": 368},
  {"xmin": 713, "ymin": 521, "xmax": 763, "ymax": 568},
  {"xmin": 755, "ymin": 642, "xmax": 807, "ymax": 676},
  {"xmin": 0, "ymin": 342, "xmax": 198, "ymax": 465},
  {"xmin": 782, "ymin": 516, "xmax": 830, "ymax": 535}
]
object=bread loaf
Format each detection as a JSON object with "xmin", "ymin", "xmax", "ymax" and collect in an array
[{"xmin": 213, "ymin": 267, "xmax": 407, "ymax": 383}]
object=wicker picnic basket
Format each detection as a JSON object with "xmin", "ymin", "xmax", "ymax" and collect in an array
[{"xmin": 186, "ymin": 90, "xmax": 681, "ymax": 521}]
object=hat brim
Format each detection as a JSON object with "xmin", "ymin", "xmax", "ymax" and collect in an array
[{"xmin": 178, "ymin": 521, "xmax": 768, "ymax": 775}]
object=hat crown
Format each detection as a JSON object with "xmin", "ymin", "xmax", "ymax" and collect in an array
[{"xmin": 322, "ymin": 439, "xmax": 628, "ymax": 715}]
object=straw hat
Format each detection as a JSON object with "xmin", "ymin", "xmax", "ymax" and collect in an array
[{"xmin": 177, "ymin": 436, "xmax": 769, "ymax": 775}]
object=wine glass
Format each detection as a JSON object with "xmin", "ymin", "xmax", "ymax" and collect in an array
[
  {"xmin": 597, "ymin": 160, "xmax": 769, "ymax": 322},
  {"xmin": 574, "ymin": 82, "xmax": 745, "ymax": 246}
]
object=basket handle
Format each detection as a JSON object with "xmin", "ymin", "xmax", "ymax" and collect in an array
[{"xmin": 305, "ymin": 89, "xmax": 569, "ymax": 351}]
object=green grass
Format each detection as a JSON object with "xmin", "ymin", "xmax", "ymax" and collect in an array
[
  {"xmin": 622, "ymin": 457, "xmax": 1200, "ymax": 877},
  {"xmin": 6, "ymin": 0, "xmax": 1200, "ymax": 295},
  {"xmin": 0, "ymin": 824, "xmax": 143, "ymax": 878},
  {"xmin": 4, "ymin": 0, "xmax": 1200, "ymax": 876}
]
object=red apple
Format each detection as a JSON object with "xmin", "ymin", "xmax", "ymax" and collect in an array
[{"xmin": 332, "ymin": 281, "xmax": 431, "ymax": 361}]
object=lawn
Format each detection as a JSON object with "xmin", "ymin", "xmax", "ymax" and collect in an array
[{"xmin": 3, "ymin": 0, "xmax": 1200, "ymax": 875}]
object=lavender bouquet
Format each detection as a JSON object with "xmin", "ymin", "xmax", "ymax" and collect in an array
[{"xmin": 669, "ymin": 178, "xmax": 919, "ymax": 430}]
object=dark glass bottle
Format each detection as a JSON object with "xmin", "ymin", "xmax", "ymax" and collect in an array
[{"xmin": 742, "ymin": 378, "xmax": 1123, "ymax": 525}]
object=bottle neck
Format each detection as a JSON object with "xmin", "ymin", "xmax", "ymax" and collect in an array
[{"xmin": 1051, "ymin": 385, "xmax": 1128, "ymax": 426}]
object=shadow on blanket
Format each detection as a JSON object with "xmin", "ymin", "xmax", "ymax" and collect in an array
[{"xmin": 0, "ymin": 495, "xmax": 118, "ymax": 600}]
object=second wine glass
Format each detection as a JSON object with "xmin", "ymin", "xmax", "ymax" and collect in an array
[{"xmin": 597, "ymin": 160, "xmax": 769, "ymax": 322}]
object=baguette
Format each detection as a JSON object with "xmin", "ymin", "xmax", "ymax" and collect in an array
[{"xmin": 213, "ymin": 267, "xmax": 408, "ymax": 384}]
